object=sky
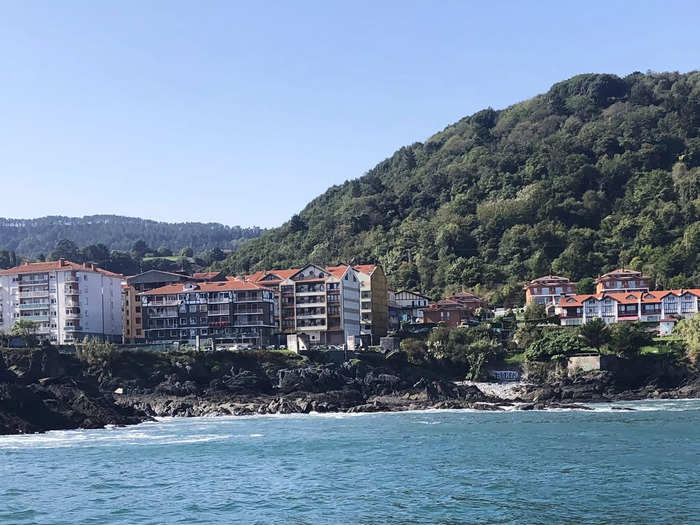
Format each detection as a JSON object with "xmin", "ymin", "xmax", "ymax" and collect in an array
[{"xmin": 0, "ymin": 1, "xmax": 698, "ymax": 228}]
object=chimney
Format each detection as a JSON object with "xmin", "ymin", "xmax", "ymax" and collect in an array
[{"xmin": 58, "ymin": 258, "xmax": 65, "ymax": 267}]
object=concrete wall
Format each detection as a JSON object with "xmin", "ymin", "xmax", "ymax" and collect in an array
[{"xmin": 567, "ymin": 354, "xmax": 617, "ymax": 373}]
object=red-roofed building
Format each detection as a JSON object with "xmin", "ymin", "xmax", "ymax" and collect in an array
[
  {"xmin": 524, "ymin": 275, "xmax": 576, "ymax": 307},
  {"xmin": 138, "ymin": 280, "xmax": 276, "ymax": 346},
  {"xmin": 557, "ymin": 288, "xmax": 700, "ymax": 335},
  {"xmin": 0, "ymin": 259, "xmax": 124, "ymax": 344},
  {"xmin": 421, "ymin": 292, "xmax": 484, "ymax": 327},
  {"xmin": 243, "ymin": 263, "xmax": 362, "ymax": 345},
  {"xmin": 594, "ymin": 269, "xmax": 651, "ymax": 294}
]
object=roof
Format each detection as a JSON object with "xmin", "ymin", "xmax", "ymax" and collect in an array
[
  {"xmin": 245, "ymin": 269, "xmax": 300, "ymax": 282},
  {"xmin": 595, "ymin": 268, "xmax": 649, "ymax": 283},
  {"xmin": 192, "ymin": 271, "xmax": 225, "ymax": 281},
  {"xmin": 139, "ymin": 280, "xmax": 266, "ymax": 295},
  {"xmin": 125, "ymin": 269, "xmax": 190, "ymax": 284},
  {"xmin": 528, "ymin": 275, "xmax": 571, "ymax": 284},
  {"xmin": 559, "ymin": 289, "xmax": 700, "ymax": 307},
  {"xmin": 0, "ymin": 259, "xmax": 122, "ymax": 278},
  {"xmin": 325, "ymin": 265, "xmax": 352, "ymax": 279},
  {"xmin": 353, "ymin": 264, "xmax": 377, "ymax": 276}
]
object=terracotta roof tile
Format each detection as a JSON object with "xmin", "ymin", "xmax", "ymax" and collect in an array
[
  {"xmin": 139, "ymin": 280, "xmax": 266, "ymax": 295},
  {"xmin": 0, "ymin": 259, "xmax": 122, "ymax": 278}
]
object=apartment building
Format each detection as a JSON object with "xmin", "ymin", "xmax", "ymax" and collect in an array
[
  {"xmin": 139, "ymin": 280, "xmax": 276, "ymax": 347},
  {"xmin": 246, "ymin": 264, "xmax": 361, "ymax": 345},
  {"xmin": 337, "ymin": 264, "xmax": 387, "ymax": 343},
  {"xmin": 594, "ymin": 269, "xmax": 651, "ymax": 294},
  {"xmin": 0, "ymin": 259, "xmax": 123, "ymax": 344},
  {"xmin": 558, "ymin": 289, "xmax": 700, "ymax": 334},
  {"xmin": 123, "ymin": 270, "xmax": 231, "ymax": 344},
  {"xmin": 524, "ymin": 275, "xmax": 576, "ymax": 306},
  {"xmin": 421, "ymin": 292, "xmax": 484, "ymax": 327}
]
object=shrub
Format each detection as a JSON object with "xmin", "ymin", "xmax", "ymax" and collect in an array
[{"xmin": 525, "ymin": 329, "xmax": 583, "ymax": 362}]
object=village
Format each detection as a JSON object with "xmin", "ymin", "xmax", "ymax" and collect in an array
[{"xmin": 0, "ymin": 259, "xmax": 698, "ymax": 354}]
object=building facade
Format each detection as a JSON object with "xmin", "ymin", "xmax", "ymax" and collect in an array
[
  {"xmin": 524, "ymin": 275, "xmax": 576, "ymax": 306},
  {"xmin": 594, "ymin": 269, "xmax": 651, "ymax": 294},
  {"xmin": 558, "ymin": 289, "xmax": 700, "ymax": 333},
  {"xmin": 122, "ymin": 270, "xmax": 193, "ymax": 344},
  {"xmin": 139, "ymin": 280, "xmax": 276, "ymax": 347},
  {"xmin": 421, "ymin": 292, "xmax": 484, "ymax": 327},
  {"xmin": 0, "ymin": 260, "xmax": 123, "ymax": 344},
  {"xmin": 346, "ymin": 264, "xmax": 387, "ymax": 343},
  {"xmin": 246, "ymin": 264, "xmax": 361, "ymax": 345},
  {"xmin": 389, "ymin": 290, "xmax": 431, "ymax": 324}
]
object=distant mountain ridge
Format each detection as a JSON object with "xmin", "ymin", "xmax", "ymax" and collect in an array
[{"xmin": 0, "ymin": 215, "xmax": 265, "ymax": 255}]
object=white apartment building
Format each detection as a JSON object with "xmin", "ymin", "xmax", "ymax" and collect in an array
[{"xmin": 0, "ymin": 259, "xmax": 123, "ymax": 344}]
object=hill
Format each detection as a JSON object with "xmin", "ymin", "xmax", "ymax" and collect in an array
[
  {"xmin": 217, "ymin": 71, "xmax": 700, "ymax": 302},
  {"xmin": 0, "ymin": 215, "xmax": 265, "ymax": 256}
]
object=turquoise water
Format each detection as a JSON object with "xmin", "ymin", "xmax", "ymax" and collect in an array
[{"xmin": 1, "ymin": 400, "xmax": 699, "ymax": 524}]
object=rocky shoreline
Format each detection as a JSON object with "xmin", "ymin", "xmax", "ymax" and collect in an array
[{"xmin": 1, "ymin": 347, "xmax": 699, "ymax": 435}]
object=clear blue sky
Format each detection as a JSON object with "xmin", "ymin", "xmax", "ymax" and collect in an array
[{"xmin": 1, "ymin": 1, "xmax": 698, "ymax": 227}]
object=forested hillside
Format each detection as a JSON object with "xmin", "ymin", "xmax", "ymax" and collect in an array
[
  {"xmin": 0, "ymin": 215, "xmax": 264, "ymax": 255},
  {"xmin": 218, "ymin": 71, "xmax": 700, "ymax": 302}
]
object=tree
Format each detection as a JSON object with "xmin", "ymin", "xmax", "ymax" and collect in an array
[
  {"xmin": 11, "ymin": 320, "xmax": 39, "ymax": 346},
  {"xmin": 157, "ymin": 246, "xmax": 173, "ymax": 257},
  {"xmin": 50, "ymin": 239, "xmax": 79, "ymax": 261},
  {"xmin": 576, "ymin": 277, "xmax": 595, "ymax": 294},
  {"xmin": 524, "ymin": 303, "xmax": 547, "ymax": 323},
  {"xmin": 609, "ymin": 323, "xmax": 653, "ymax": 358},
  {"xmin": 180, "ymin": 247, "xmax": 194, "ymax": 258},
  {"xmin": 578, "ymin": 318, "xmax": 611, "ymax": 351},
  {"xmin": 131, "ymin": 240, "xmax": 150, "ymax": 258},
  {"xmin": 525, "ymin": 329, "xmax": 583, "ymax": 361},
  {"xmin": 673, "ymin": 314, "xmax": 700, "ymax": 364},
  {"xmin": 80, "ymin": 243, "xmax": 110, "ymax": 264}
]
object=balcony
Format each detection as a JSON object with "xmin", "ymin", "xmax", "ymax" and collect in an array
[
  {"xmin": 235, "ymin": 309, "xmax": 263, "ymax": 315},
  {"xmin": 145, "ymin": 299, "xmax": 180, "ymax": 307},
  {"xmin": 64, "ymin": 325, "xmax": 82, "ymax": 332},
  {"xmin": 18, "ymin": 290, "xmax": 49, "ymax": 298},
  {"xmin": 65, "ymin": 287, "xmax": 80, "ymax": 296},
  {"xmin": 19, "ymin": 278, "xmax": 49, "ymax": 285},
  {"xmin": 64, "ymin": 276, "xmax": 79, "ymax": 283},
  {"xmin": 19, "ymin": 302, "xmax": 50, "ymax": 310}
]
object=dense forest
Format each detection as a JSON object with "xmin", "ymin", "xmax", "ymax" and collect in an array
[
  {"xmin": 0, "ymin": 215, "xmax": 264, "ymax": 255},
  {"xmin": 217, "ymin": 71, "xmax": 700, "ymax": 303}
]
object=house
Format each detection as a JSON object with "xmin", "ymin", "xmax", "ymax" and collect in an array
[
  {"xmin": 0, "ymin": 259, "xmax": 123, "ymax": 344},
  {"xmin": 421, "ymin": 292, "xmax": 484, "ymax": 327},
  {"xmin": 389, "ymin": 290, "xmax": 431, "ymax": 324},
  {"xmin": 558, "ymin": 288, "xmax": 700, "ymax": 333},
  {"xmin": 524, "ymin": 275, "xmax": 576, "ymax": 306},
  {"xmin": 138, "ymin": 280, "xmax": 276, "ymax": 347},
  {"xmin": 246, "ymin": 264, "xmax": 362, "ymax": 345},
  {"xmin": 594, "ymin": 269, "xmax": 651, "ymax": 294}
]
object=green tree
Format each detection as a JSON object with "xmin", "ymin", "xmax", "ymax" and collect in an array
[
  {"xmin": 673, "ymin": 314, "xmax": 700, "ymax": 364},
  {"xmin": 609, "ymin": 323, "xmax": 653, "ymax": 358},
  {"xmin": 50, "ymin": 239, "xmax": 80, "ymax": 261},
  {"xmin": 576, "ymin": 277, "xmax": 595, "ymax": 294},
  {"xmin": 180, "ymin": 247, "xmax": 194, "ymax": 257},
  {"xmin": 578, "ymin": 318, "xmax": 611, "ymax": 351},
  {"xmin": 525, "ymin": 329, "xmax": 583, "ymax": 361},
  {"xmin": 131, "ymin": 240, "xmax": 150, "ymax": 258},
  {"xmin": 11, "ymin": 320, "xmax": 39, "ymax": 346}
]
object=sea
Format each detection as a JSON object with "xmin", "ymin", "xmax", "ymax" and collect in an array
[{"xmin": 1, "ymin": 399, "xmax": 699, "ymax": 524}]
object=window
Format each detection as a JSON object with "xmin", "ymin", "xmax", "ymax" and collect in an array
[
  {"xmin": 629, "ymin": 280, "xmax": 636, "ymax": 288},
  {"xmin": 136, "ymin": 329, "xmax": 142, "ymax": 335},
  {"xmin": 135, "ymin": 306, "xmax": 141, "ymax": 313}
]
